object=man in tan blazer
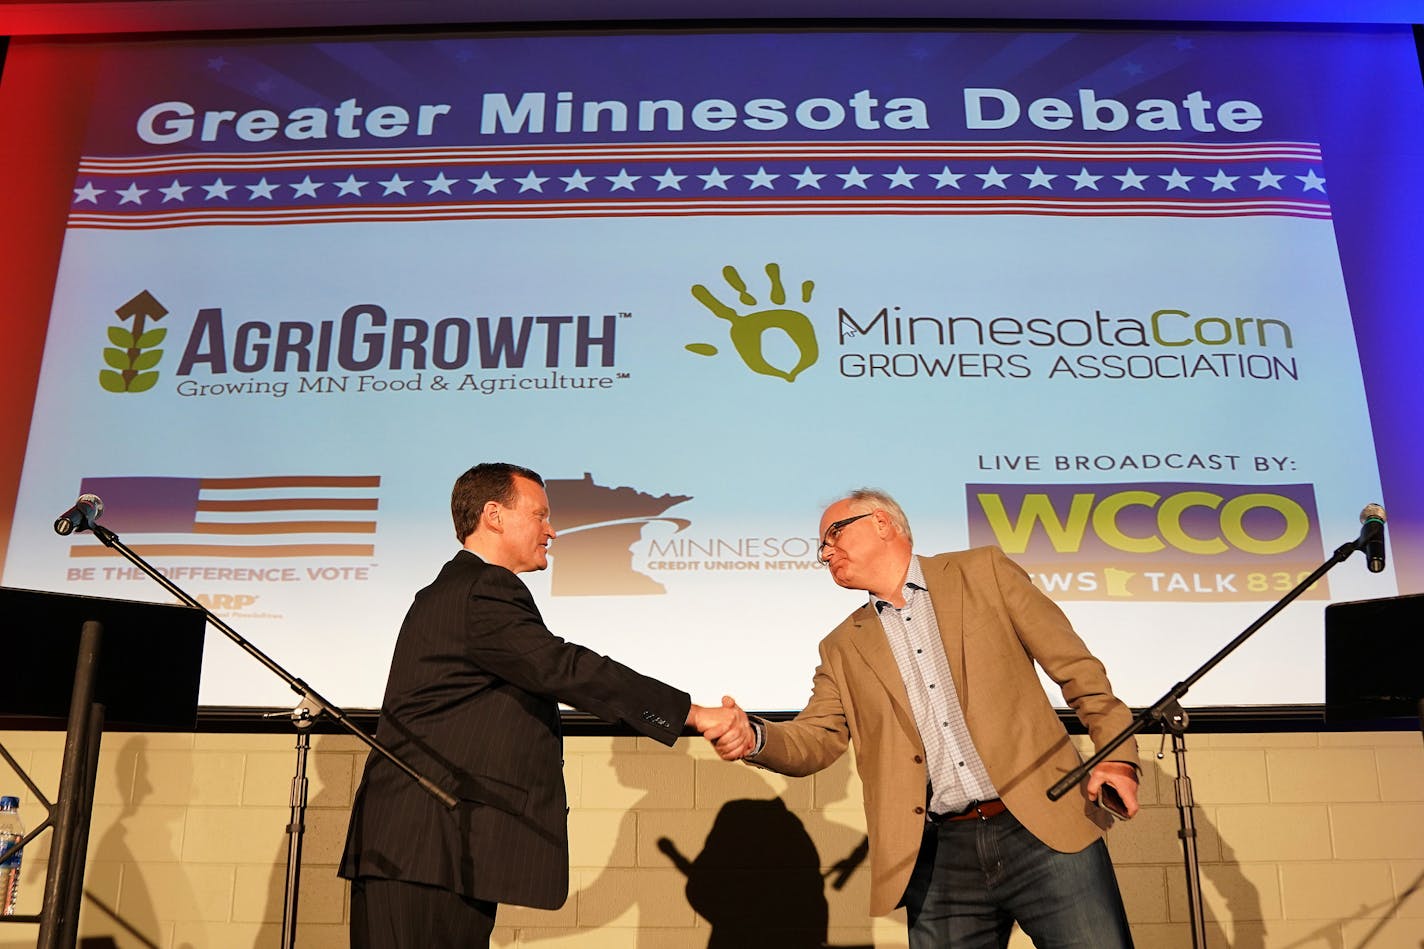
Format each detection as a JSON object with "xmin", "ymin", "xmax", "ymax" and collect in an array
[{"xmin": 728, "ymin": 488, "xmax": 1140, "ymax": 947}]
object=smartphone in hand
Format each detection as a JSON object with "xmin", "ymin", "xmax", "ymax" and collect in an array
[{"xmin": 1095, "ymin": 783, "xmax": 1131, "ymax": 820}]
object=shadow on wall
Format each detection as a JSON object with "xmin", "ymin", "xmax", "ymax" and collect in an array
[
  {"xmin": 659, "ymin": 796, "xmax": 870, "ymax": 949},
  {"xmin": 78, "ymin": 735, "xmax": 192, "ymax": 949},
  {"xmin": 1264, "ymin": 862, "xmax": 1424, "ymax": 949},
  {"xmin": 259, "ymin": 733, "xmax": 356, "ymax": 944},
  {"xmin": 1345, "ymin": 864, "xmax": 1423, "ymax": 948},
  {"xmin": 529, "ymin": 742, "xmax": 874, "ymax": 949},
  {"xmin": 1135, "ymin": 766, "xmax": 1421, "ymax": 947},
  {"xmin": 1199, "ymin": 807, "xmax": 1265, "ymax": 949}
]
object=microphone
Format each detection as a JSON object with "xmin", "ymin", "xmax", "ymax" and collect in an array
[
  {"xmin": 54, "ymin": 494, "xmax": 103, "ymax": 536},
  {"xmin": 1358, "ymin": 503, "xmax": 1386, "ymax": 573}
]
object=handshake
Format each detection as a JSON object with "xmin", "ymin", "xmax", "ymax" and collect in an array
[{"xmin": 686, "ymin": 697, "xmax": 756, "ymax": 761}]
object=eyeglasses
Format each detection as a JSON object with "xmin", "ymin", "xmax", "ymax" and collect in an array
[{"xmin": 817, "ymin": 512, "xmax": 875, "ymax": 563}]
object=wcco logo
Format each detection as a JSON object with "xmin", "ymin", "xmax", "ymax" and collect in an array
[{"xmin": 967, "ymin": 482, "xmax": 1323, "ymax": 561}]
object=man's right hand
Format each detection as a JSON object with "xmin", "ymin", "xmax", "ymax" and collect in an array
[{"xmin": 687, "ymin": 696, "xmax": 755, "ymax": 760}]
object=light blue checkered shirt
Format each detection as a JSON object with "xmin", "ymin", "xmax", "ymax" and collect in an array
[{"xmin": 875, "ymin": 555, "xmax": 999, "ymax": 815}]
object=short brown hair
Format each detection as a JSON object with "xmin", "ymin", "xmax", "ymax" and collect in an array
[{"xmin": 451, "ymin": 463, "xmax": 544, "ymax": 542}]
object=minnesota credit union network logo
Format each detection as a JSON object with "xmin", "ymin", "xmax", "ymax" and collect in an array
[
  {"xmin": 966, "ymin": 481, "xmax": 1328, "ymax": 601},
  {"xmin": 99, "ymin": 291, "xmax": 170, "ymax": 393},
  {"xmin": 545, "ymin": 473, "xmax": 692, "ymax": 595},
  {"xmin": 65, "ymin": 474, "xmax": 380, "ymax": 558},
  {"xmin": 686, "ymin": 262, "xmax": 820, "ymax": 382}
]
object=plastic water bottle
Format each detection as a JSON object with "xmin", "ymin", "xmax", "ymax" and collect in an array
[{"xmin": 0, "ymin": 796, "xmax": 21, "ymax": 916}]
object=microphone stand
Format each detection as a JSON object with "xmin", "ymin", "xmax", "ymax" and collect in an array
[
  {"xmin": 82, "ymin": 522, "xmax": 456, "ymax": 949},
  {"xmin": 1046, "ymin": 526, "xmax": 1379, "ymax": 949},
  {"xmin": 263, "ymin": 697, "xmax": 318, "ymax": 949}
]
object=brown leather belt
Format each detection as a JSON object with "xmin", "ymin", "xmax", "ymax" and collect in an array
[{"xmin": 930, "ymin": 799, "xmax": 1007, "ymax": 823}]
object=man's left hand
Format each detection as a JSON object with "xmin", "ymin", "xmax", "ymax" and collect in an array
[{"xmin": 1085, "ymin": 760, "xmax": 1140, "ymax": 819}]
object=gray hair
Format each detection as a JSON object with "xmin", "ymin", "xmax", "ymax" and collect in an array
[{"xmin": 844, "ymin": 488, "xmax": 913, "ymax": 545}]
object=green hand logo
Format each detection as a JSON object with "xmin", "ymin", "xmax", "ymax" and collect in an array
[
  {"xmin": 100, "ymin": 290, "xmax": 168, "ymax": 393},
  {"xmin": 687, "ymin": 263, "xmax": 819, "ymax": 382}
]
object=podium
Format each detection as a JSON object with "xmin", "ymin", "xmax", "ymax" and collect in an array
[
  {"xmin": 1325, "ymin": 592, "xmax": 1424, "ymax": 727},
  {"xmin": 0, "ymin": 587, "xmax": 205, "ymax": 949}
]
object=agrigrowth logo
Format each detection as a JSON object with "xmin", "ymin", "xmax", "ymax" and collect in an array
[
  {"xmin": 686, "ymin": 262, "xmax": 819, "ymax": 382},
  {"xmin": 99, "ymin": 290, "xmax": 169, "ymax": 393}
]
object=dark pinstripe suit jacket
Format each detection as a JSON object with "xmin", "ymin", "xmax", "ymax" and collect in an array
[{"xmin": 339, "ymin": 549, "xmax": 691, "ymax": 909}]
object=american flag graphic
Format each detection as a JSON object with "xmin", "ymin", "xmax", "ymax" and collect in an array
[
  {"xmin": 67, "ymin": 139, "xmax": 1330, "ymax": 229},
  {"xmin": 69, "ymin": 475, "xmax": 380, "ymax": 558}
]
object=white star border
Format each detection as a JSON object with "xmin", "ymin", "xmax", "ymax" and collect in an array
[{"xmin": 69, "ymin": 161, "xmax": 1330, "ymax": 207}]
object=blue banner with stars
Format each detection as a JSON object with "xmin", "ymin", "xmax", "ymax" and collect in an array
[{"xmin": 70, "ymin": 31, "xmax": 1338, "ymax": 229}]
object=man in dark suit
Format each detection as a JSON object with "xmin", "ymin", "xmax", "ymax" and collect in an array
[{"xmin": 339, "ymin": 462, "xmax": 740, "ymax": 947}]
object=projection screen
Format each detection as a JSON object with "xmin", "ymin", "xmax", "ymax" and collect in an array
[{"xmin": 1, "ymin": 23, "xmax": 1420, "ymax": 712}]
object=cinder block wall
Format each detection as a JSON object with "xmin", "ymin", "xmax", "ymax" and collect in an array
[{"xmin": 0, "ymin": 728, "xmax": 1420, "ymax": 948}]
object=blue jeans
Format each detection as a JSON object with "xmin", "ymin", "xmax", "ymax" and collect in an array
[{"xmin": 901, "ymin": 809, "xmax": 1134, "ymax": 949}]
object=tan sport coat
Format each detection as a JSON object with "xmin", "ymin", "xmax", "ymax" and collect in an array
[{"xmin": 752, "ymin": 546, "xmax": 1138, "ymax": 917}]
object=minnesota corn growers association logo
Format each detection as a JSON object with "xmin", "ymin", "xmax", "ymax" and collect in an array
[
  {"xmin": 100, "ymin": 290, "xmax": 169, "ymax": 393},
  {"xmin": 686, "ymin": 262, "xmax": 820, "ymax": 382}
]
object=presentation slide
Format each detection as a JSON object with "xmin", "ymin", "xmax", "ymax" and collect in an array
[{"xmin": 1, "ymin": 25, "xmax": 1420, "ymax": 712}]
